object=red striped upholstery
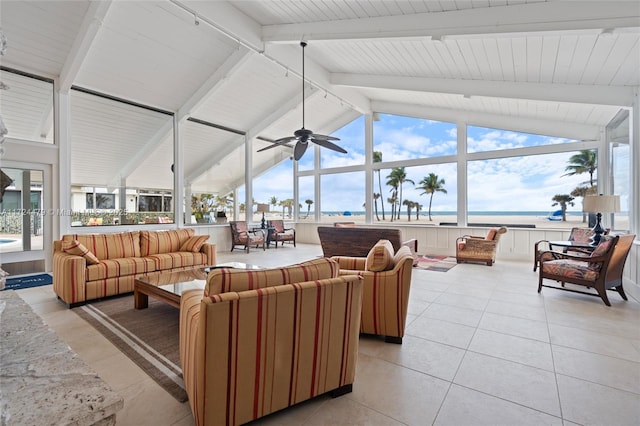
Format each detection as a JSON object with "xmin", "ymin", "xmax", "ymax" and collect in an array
[
  {"xmin": 180, "ymin": 275, "xmax": 363, "ymax": 426},
  {"xmin": 332, "ymin": 245, "xmax": 414, "ymax": 342},
  {"xmin": 63, "ymin": 232, "xmax": 141, "ymax": 260},
  {"xmin": 205, "ymin": 257, "xmax": 339, "ymax": 296},
  {"xmin": 53, "ymin": 229, "xmax": 216, "ymax": 306},
  {"xmin": 140, "ymin": 229, "xmax": 194, "ymax": 256},
  {"xmin": 86, "ymin": 257, "xmax": 156, "ymax": 281}
]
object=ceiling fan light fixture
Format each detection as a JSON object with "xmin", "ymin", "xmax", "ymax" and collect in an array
[{"xmin": 257, "ymin": 41, "xmax": 347, "ymax": 161}]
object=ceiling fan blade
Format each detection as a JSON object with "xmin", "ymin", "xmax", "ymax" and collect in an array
[
  {"xmin": 310, "ymin": 133, "xmax": 340, "ymax": 141},
  {"xmin": 311, "ymin": 138, "xmax": 347, "ymax": 154},
  {"xmin": 257, "ymin": 136, "xmax": 300, "ymax": 152},
  {"xmin": 274, "ymin": 135, "xmax": 298, "ymax": 143},
  {"xmin": 293, "ymin": 142, "xmax": 308, "ymax": 160}
]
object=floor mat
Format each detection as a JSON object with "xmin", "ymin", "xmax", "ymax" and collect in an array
[
  {"xmin": 2, "ymin": 273, "xmax": 52, "ymax": 291},
  {"xmin": 414, "ymin": 255, "xmax": 457, "ymax": 272}
]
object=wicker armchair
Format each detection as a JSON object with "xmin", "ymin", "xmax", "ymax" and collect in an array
[
  {"xmin": 229, "ymin": 221, "xmax": 265, "ymax": 253},
  {"xmin": 538, "ymin": 234, "xmax": 635, "ymax": 306},
  {"xmin": 456, "ymin": 227, "xmax": 507, "ymax": 266}
]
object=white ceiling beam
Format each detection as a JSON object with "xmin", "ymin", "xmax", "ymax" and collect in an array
[
  {"xmin": 332, "ymin": 73, "xmax": 635, "ymax": 107},
  {"xmin": 177, "ymin": 47, "xmax": 254, "ymax": 121},
  {"xmin": 262, "ymin": 1, "xmax": 640, "ymax": 42},
  {"xmin": 264, "ymin": 44, "xmax": 371, "ymax": 114},
  {"xmin": 246, "ymin": 87, "xmax": 317, "ymax": 140},
  {"xmin": 174, "ymin": 0, "xmax": 264, "ymax": 53},
  {"xmin": 108, "ymin": 120, "xmax": 173, "ymax": 188},
  {"xmin": 59, "ymin": 0, "xmax": 113, "ymax": 91},
  {"xmin": 372, "ymin": 100, "xmax": 600, "ymax": 142},
  {"xmin": 185, "ymin": 87, "xmax": 313, "ymax": 183},
  {"xmin": 186, "ymin": 136, "xmax": 243, "ymax": 183},
  {"xmin": 226, "ymin": 151, "xmax": 292, "ymax": 190}
]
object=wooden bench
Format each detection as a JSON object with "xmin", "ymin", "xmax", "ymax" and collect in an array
[{"xmin": 317, "ymin": 226, "xmax": 418, "ymax": 261}]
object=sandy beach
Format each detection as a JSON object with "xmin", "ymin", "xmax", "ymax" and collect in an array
[{"xmin": 295, "ymin": 213, "xmax": 629, "ymax": 231}]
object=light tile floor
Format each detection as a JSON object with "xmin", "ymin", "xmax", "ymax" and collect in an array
[{"xmin": 17, "ymin": 243, "xmax": 640, "ymax": 425}]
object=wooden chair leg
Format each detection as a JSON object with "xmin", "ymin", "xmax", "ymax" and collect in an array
[{"xmin": 614, "ymin": 285, "xmax": 628, "ymax": 301}]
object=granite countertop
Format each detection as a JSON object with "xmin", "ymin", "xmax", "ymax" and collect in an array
[{"xmin": 0, "ymin": 290, "xmax": 124, "ymax": 425}]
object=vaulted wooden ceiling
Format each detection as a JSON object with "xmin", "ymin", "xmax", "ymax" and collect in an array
[{"xmin": 1, "ymin": 0, "xmax": 638, "ymax": 193}]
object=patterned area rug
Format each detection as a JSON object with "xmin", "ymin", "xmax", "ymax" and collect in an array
[
  {"xmin": 75, "ymin": 296, "xmax": 186, "ymax": 402},
  {"xmin": 414, "ymin": 255, "xmax": 458, "ymax": 272}
]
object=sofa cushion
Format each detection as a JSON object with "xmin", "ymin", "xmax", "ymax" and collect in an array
[
  {"xmin": 86, "ymin": 257, "xmax": 156, "ymax": 281},
  {"xmin": 62, "ymin": 240, "xmax": 100, "ymax": 265},
  {"xmin": 63, "ymin": 232, "xmax": 141, "ymax": 260},
  {"xmin": 206, "ymin": 257, "xmax": 338, "ymax": 296},
  {"xmin": 179, "ymin": 235, "xmax": 209, "ymax": 253},
  {"xmin": 148, "ymin": 252, "xmax": 207, "ymax": 271},
  {"xmin": 140, "ymin": 229, "xmax": 195, "ymax": 256},
  {"xmin": 365, "ymin": 239, "xmax": 394, "ymax": 272}
]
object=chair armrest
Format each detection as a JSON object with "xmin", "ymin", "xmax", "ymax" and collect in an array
[
  {"xmin": 179, "ymin": 288, "xmax": 204, "ymax": 416},
  {"xmin": 539, "ymin": 250, "xmax": 607, "ymax": 264},
  {"xmin": 200, "ymin": 243, "xmax": 217, "ymax": 266},
  {"xmin": 534, "ymin": 240, "xmax": 550, "ymax": 252},
  {"xmin": 331, "ymin": 256, "xmax": 366, "ymax": 271},
  {"xmin": 52, "ymin": 251, "xmax": 87, "ymax": 305}
]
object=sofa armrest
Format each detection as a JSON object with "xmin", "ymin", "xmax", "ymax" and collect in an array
[
  {"xmin": 52, "ymin": 251, "xmax": 87, "ymax": 305},
  {"xmin": 331, "ymin": 256, "xmax": 367, "ymax": 271},
  {"xmin": 199, "ymin": 243, "xmax": 217, "ymax": 266},
  {"xmin": 179, "ymin": 288, "xmax": 205, "ymax": 418}
]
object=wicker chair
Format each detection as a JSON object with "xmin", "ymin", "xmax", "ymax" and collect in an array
[
  {"xmin": 267, "ymin": 220, "xmax": 295, "ymax": 248},
  {"xmin": 455, "ymin": 227, "xmax": 507, "ymax": 266},
  {"xmin": 538, "ymin": 234, "xmax": 635, "ymax": 306},
  {"xmin": 229, "ymin": 221, "xmax": 265, "ymax": 253}
]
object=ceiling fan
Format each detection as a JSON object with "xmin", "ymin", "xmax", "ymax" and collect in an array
[{"xmin": 257, "ymin": 41, "xmax": 347, "ymax": 161}]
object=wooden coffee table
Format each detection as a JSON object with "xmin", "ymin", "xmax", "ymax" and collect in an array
[
  {"xmin": 134, "ymin": 263, "xmax": 264, "ymax": 309},
  {"xmin": 134, "ymin": 268, "xmax": 207, "ymax": 309}
]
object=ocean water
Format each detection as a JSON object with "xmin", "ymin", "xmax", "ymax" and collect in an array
[{"xmin": 320, "ymin": 211, "xmax": 585, "ymax": 217}]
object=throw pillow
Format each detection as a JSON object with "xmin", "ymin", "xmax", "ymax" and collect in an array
[
  {"xmin": 365, "ymin": 239, "xmax": 394, "ymax": 272},
  {"xmin": 485, "ymin": 228, "xmax": 498, "ymax": 240},
  {"xmin": 62, "ymin": 240, "xmax": 100, "ymax": 265},
  {"xmin": 179, "ymin": 235, "xmax": 209, "ymax": 252}
]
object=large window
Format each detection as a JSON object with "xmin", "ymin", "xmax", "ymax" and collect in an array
[
  {"xmin": 0, "ymin": 69, "xmax": 54, "ymax": 144},
  {"xmin": 374, "ymin": 114, "xmax": 457, "ymax": 160},
  {"xmin": 321, "ymin": 172, "xmax": 365, "ymax": 223},
  {"xmin": 320, "ymin": 115, "xmax": 365, "ymax": 168},
  {"xmin": 467, "ymin": 125, "xmax": 575, "ymax": 153},
  {"xmin": 69, "ymin": 89, "xmax": 174, "ymax": 226},
  {"xmin": 467, "ymin": 152, "xmax": 593, "ymax": 226},
  {"xmin": 0, "ymin": 167, "xmax": 44, "ymax": 253}
]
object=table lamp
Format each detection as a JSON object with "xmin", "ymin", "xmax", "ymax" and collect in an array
[
  {"xmin": 583, "ymin": 194, "xmax": 620, "ymax": 246},
  {"xmin": 256, "ymin": 203, "xmax": 269, "ymax": 229}
]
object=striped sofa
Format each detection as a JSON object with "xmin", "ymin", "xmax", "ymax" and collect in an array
[
  {"xmin": 179, "ymin": 258, "xmax": 363, "ymax": 426},
  {"xmin": 331, "ymin": 243, "xmax": 414, "ymax": 344},
  {"xmin": 53, "ymin": 228, "xmax": 216, "ymax": 307}
]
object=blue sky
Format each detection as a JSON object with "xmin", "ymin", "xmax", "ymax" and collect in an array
[{"xmin": 250, "ymin": 114, "xmax": 600, "ymax": 213}]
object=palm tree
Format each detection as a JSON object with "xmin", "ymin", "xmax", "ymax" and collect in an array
[
  {"xmin": 372, "ymin": 193, "xmax": 380, "ymax": 221},
  {"xmin": 415, "ymin": 203, "xmax": 422, "ymax": 221},
  {"xmin": 563, "ymin": 150, "xmax": 597, "ymax": 188},
  {"xmin": 417, "ymin": 173, "xmax": 448, "ymax": 221},
  {"xmin": 551, "ymin": 194, "xmax": 575, "ymax": 221},
  {"xmin": 571, "ymin": 185, "xmax": 597, "ymax": 223},
  {"xmin": 304, "ymin": 199, "xmax": 313, "ymax": 218},
  {"xmin": 373, "ymin": 151, "xmax": 385, "ymax": 220},
  {"xmin": 270, "ymin": 196, "xmax": 278, "ymax": 212},
  {"xmin": 403, "ymin": 199, "xmax": 415, "ymax": 221},
  {"xmin": 387, "ymin": 196, "xmax": 397, "ymax": 222},
  {"xmin": 385, "ymin": 172, "xmax": 399, "ymax": 222},
  {"xmin": 279, "ymin": 198, "xmax": 294, "ymax": 219},
  {"xmin": 388, "ymin": 167, "xmax": 413, "ymax": 219}
]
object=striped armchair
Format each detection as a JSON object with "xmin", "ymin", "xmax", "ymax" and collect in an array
[
  {"xmin": 331, "ymin": 243, "xmax": 414, "ymax": 344},
  {"xmin": 179, "ymin": 258, "xmax": 363, "ymax": 426}
]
